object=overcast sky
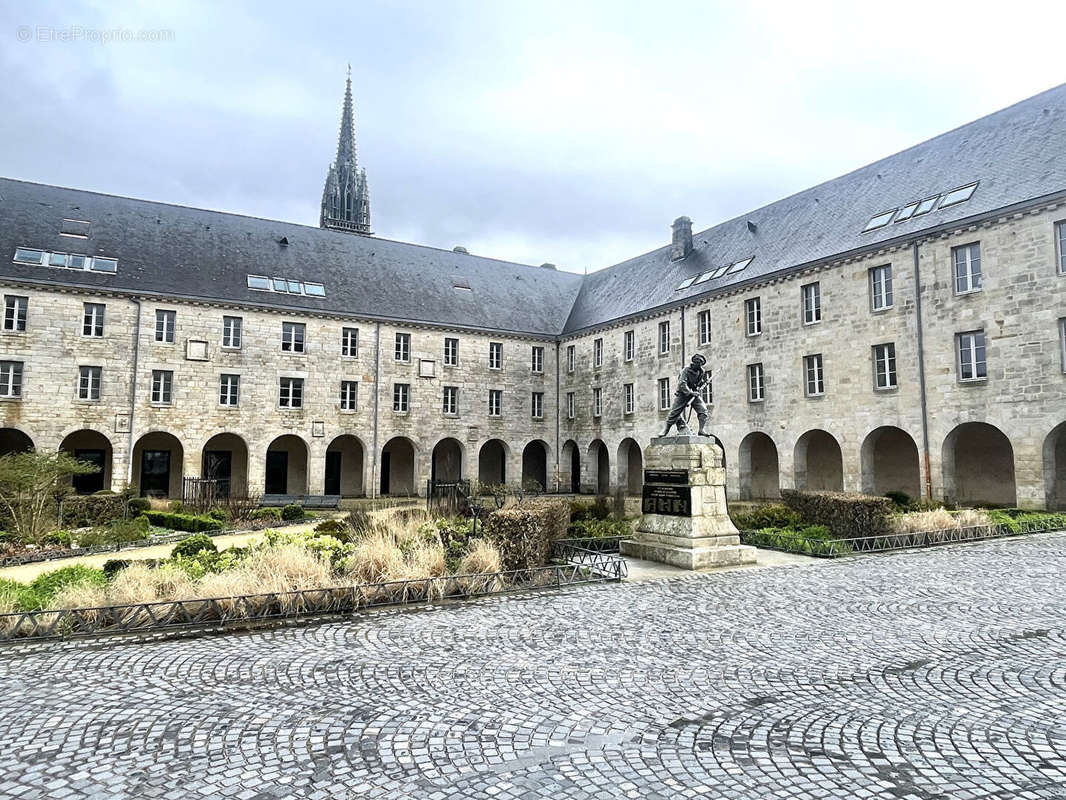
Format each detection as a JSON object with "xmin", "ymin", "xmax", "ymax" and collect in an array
[{"xmin": 1, "ymin": 0, "xmax": 1064, "ymax": 273}]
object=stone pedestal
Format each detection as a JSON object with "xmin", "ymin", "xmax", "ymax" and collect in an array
[{"xmin": 620, "ymin": 435, "xmax": 756, "ymax": 570}]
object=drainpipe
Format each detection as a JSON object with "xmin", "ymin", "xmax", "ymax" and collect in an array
[
  {"xmin": 372, "ymin": 321, "xmax": 381, "ymax": 499},
  {"xmin": 680, "ymin": 307, "xmax": 686, "ymax": 364},
  {"xmin": 554, "ymin": 340, "xmax": 560, "ymax": 492},
  {"xmin": 912, "ymin": 241, "xmax": 934, "ymax": 500},
  {"xmin": 125, "ymin": 299, "xmax": 142, "ymax": 488}
]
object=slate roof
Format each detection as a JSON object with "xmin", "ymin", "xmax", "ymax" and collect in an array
[
  {"xmin": 0, "ymin": 179, "xmax": 583, "ymax": 337},
  {"xmin": 563, "ymin": 82, "xmax": 1066, "ymax": 333}
]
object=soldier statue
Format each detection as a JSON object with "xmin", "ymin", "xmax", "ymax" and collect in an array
[{"xmin": 662, "ymin": 353, "xmax": 712, "ymax": 437}]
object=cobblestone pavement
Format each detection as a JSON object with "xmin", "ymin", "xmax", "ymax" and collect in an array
[{"xmin": 4, "ymin": 534, "xmax": 1066, "ymax": 799}]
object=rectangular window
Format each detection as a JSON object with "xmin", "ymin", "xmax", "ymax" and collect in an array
[
  {"xmin": 658, "ymin": 321, "xmax": 670, "ymax": 354},
  {"xmin": 623, "ymin": 330, "xmax": 635, "ymax": 362},
  {"xmin": 748, "ymin": 363, "xmax": 765, "ymax": 402},
  {"xmin": 78, "ymin": 366, "xmax": 102, "ymax": 401},
  {"xmin": 1057, "ymin": 221, "xmax": 1066, "ymax": 275},
  {"xmin": 700, "ymin": 379, "xmax": 713, "ymax": 406},
  {"xmin": 566, "ymin": 391, "xmax": 575, "ymax": 419},
  {"xmin": 155, "ymin": 309, "xmax": 176, "ymax": 343},
  {"xmin": 0, "ymin": 361, "xmax": 22, "ymax": 398},
  {"xmin": 958, "ymin": 330, "xmax": 987, "ymax": 381},
  {"xmin": 873, "ymin": 343, "xmax": 897, "ymax": 390},
  {"xmin": 531, "ymin": 391, "xmax": 543, "ymax": 418},
  {"xmin": 3, "ymin": 296, "xmax": 27, "ymax": 332},
  {"xmin": 593, "ymin": 387, "xmax": 602, "ymax": 417},
  {"xmin": 395, "ymin": 332, "xmax": 410, "ymax": 362},
  {"xmin": 282, "ymin": 322, "xmax": 306, "ymax": 353},
  {"xmin": 1060, "ymin": 319, "xmax": 1066, "ymax": 373},
  {"xmin": 488, "ymin": 389, "xmax": 502, "ymax": 417},
  {"xmin": 531, "ymin": 345, "xmax": 544, "ymax": 373},
  {"xmin": 341, "ymin": 327, "xmax": 359, "ymax": 358},
  {"xmin": 870, "ymin": 265, "xmax": 893, "ymax": 311},
  {"xmin": 222, "ymin": 316, "xmax": 242, "ymax": 349},
  {"xmin": 745, "ymin": 297, "xmax": 761, "ymax": 336},
  {"xmin": 698, "ymin": 310, "xmax": 711, "ymax": 346},
  {"xmin": 219, "ymin": 373, "xmax": 239, "ymax": 406},
  {"xmin": 83, "ymin": 303, "xmax": 104, "ymax": 337},
  {"xmin": 340, "ymin": 380, "xmax": 358, "ymax": 411},
  {"xmin": 151, "ymin": 370, "xmax": 173, "ymax": 404},
  {"xmin": 442, "ymin": 385, "xmax": 458, "ymax": 415},
  {"xmin": 488, "ymin": 341, "xmax": 502, "ymax": 370},
  {"xmin": 953, "ymin": 243, "xmax": 982, "ymax": 294},
  {"xmin": 566, "ymin": 344, "xmax": 575, "ymax": 373},
  {"xmin": 802, "ymin": 282, "xmax": 821, "ymax": 325},
  {"xmin": 624, "ymin": 382, "xmax": 634, "ymax": 415},
  {"xmin": 393, "ymin": 383, "xmax": 409, "ymax": 412},
  {"xmin": 593, "ymin": 337, "xmax": 603, "ymax": 368},
  {"xmin": 279, "ymin": 377, "xmax": 304, "ymax": 408},
  {"xmin": 443, "ymin": 337, "xmax": 459, "ymax": 366},
  {"xmin": 658, "ymin": 378, "xmax": 670, "ymax": 411},
  {"xmin": 13, "ymin": 248, "xmax": 44, "ymax": 264},
  {"xmin": 804, "ymin": 354, "xmax": 825, "ymax": 397}
]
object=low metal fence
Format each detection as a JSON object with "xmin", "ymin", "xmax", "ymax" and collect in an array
[
  {"xmin": 0, "ymin": 527, "xmax": 249, "ymax": 568},
  {"xmin": 551, "ymin": 536, "xmax": 627, "ymax": 578}
]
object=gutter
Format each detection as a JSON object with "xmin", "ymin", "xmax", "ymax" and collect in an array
[
  {"xmin": 125, "ymin": 298, "xmax": 142, "ymax": 488},
  {"xmin": 912, "ymin": 242, "xmax": 933, "ymax": 500}
]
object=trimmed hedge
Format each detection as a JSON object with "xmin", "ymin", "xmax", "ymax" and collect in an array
[
  {"xmin": 281, "ymin": 503, "xmax": 304, "ymax": 521},
  {"xmin": 58, "ymin": 493, "xmax": 130, "ymax": 528},
  {"xmin": 780, "ymin": 489, "xmax": 893, "ymax": 539},
  {"xmin": 484, "ymin": 498, "xmax": 570, "ymax": 571},
  {"xmin": 171, "ymin": 533, "xmax": 218, "ymax": 559},
  {"xmin": 143, "ymin": 510, "xmax": 224, "ymax": 533},
  {"xmin": 730, "ymin": 503, "xmax": 802, "ymax": 531}
]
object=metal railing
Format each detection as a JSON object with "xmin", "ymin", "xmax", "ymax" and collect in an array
[
  {"xmin": 0, "ymin": 527, "xmax": 248, "ymax": 568},
  {"xmin": 551, "ymin": 536, "xmax": 627, "ymax": 579}
]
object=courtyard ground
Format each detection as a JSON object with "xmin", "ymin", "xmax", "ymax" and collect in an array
[{"xmin": 2, "ymin": 533, "xmax": 1065, "ymax": 799}]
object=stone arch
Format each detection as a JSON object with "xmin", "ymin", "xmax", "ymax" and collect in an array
[
  {"xmin": 0, "ymin": 427, "xmax": 33, "ymax": 456},
  {"xmin": 587, "ymin": 439, "xmax": 610, "ymax": 495},
  {"xmin": 430, "ymin": 437, "xmax": 463, "ymax": 484},
  {"xmin": 561, "ymin": 439, "xmax": 581, "ymax": 494},
  {"xmin": 477, "ymin": 439, "xmax": 508, "ymax": 486},
  {"xmin": 265, "ymin": 434, "xmax": 309, "ymax": 496},
  {"xmin": 617, "ymin": 438, "xmax": 643, "ymax": 496},
  {"xmin": 327, "ymin": 434, "xmax": 365, "ymax": 496},
  {"xmin": 521, "ymin": 440, "xmax": 550, "ymax": 492},
  {"xmin": 381, "ymin": 436, "xmax": 417, "ymax": 496},
  {"xmin": 133, "ymin": 431, "xmax": 184, "ymax": 498},
  {"xmin": 1044, "ymin": 422, "xmax": 1066, "ymax": 511},
  {"xmin": 860, "ymin": 426, "xmax": 921, "ymax": 499},
  {"xmin": 201, "ymin": 432, "xmax": 249, "ymax": 498},
  {"xmin": 794, "ymin": 429, "xmax": 843, "ymax": 492},
  {"xmin": 59, "ymin": 429, "xmax": 112, "ymax": 494},
  {"xmin": 738, "ymin": 432, "xmax": 780, "ymax": 500},
  {"xmin": 942, "ymin": 422, "xmax": 1016, "ymax": 507}
]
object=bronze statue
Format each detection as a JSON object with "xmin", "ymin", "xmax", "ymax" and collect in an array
[{"xmin": 662, "ymin": 353, "xmax": 712, "ymax": 437}]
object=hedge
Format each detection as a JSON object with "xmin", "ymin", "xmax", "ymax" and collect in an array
[
  {"xmin": 58, "ymin": 493, "xmax": 131, "ymax": 528},
  {"xmin": 780, "ymin": 489, "xmax": 893, "ymax": 539},
  {"xmin": 143, "ymin": 510, "xmax": 224, "ymax": 533},
  {"xmin": 483, "ymin": 498, "xmax": 570, "ymax": 571}
]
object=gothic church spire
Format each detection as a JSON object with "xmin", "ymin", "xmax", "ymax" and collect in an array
[{"xmin": 320, "ymin": 67, "xmax": 372, "ymax": 235}]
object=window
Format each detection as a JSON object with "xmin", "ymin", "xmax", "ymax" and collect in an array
[
  {"xmin": 566, "ymin": 345, "xmax": 575, "ymax": 373},
  {"xmin": 395, "ymin": 332, "xmax": 410, "ymax": 362},
  {"xmin": 698, "ymin": 310, "xmax": 711, "ymax": 345},
  {"xmin": 593, "ymin": 338, "xmax": 603, "ymax": 368},
  {"xmin": 151, "ymin": 370, "xmax": 173, "ymax": 404},
  {"xmin": 1060, "ymin": 319, "xmax": 1066, "ymax": 373},
  {"xmin": 442, "ymin": 386, "xmax": 458, "ymax": 415},
  {"xmin": 155, "ymin": 309, "xmax": 175, "ymax": 343},
  {"xmin": 443, "ymin": 337, "xmax": 459, "ymax": 367},
  {"xmin": 531, "ymin": 346, "xmax": 544, "ymax": 373},
  {"xmin": 279, "ymin": 377, "xmax": 303, "ymax": 408},
  {"xmin": 953, "ymin": 243, "xmax": 982, "ymax": 294},
  {"xmin": 748, "ymin": 363, "xmax": 765, "ymax": 402},
  {"xmin": 247, "ymin": 275, "xmax": 271, "ymax": 290},
  {"xmin": 3, "ymin": 296, "xmax": 27, "ymax": 332},
  {"xmin": 957, "ymin": 331, "xmax": 987, "ymax": 382},
  {"xmin": 870, "ymin": 265, "xmax": 893, "ymax": 311},
  {"xmin": 623, "ymin": 331, "xmax": 634, "ymax": 362},
  {"xmin": 246, "ymin": 274, "xmax": 325, "ymax": 296},
  {"xmin": 340, "ymin": 380, "xmax": 358, "ymax": 411},
  {"xmin": 340, "ymin": 327, "xmax": 358, "ymax": 357},
  {"xmin": 282, "ymin": 322, "xmax": 306, "ymax": 353},
  {"xmin": 531, "ymin": 391, "xmax": 543, "ymax": 418},
  {"xmin": 624, "ymin": 383, "xmax": 634, "ymax": 415},
  {"xmin": 91, "ymin": 257, "xmax": 117, "ymax": 273},
  {"xmin": 83, "ymin": 303, "xmax": 104, "ymax": 337},
  {"xmin": 804, "ymin": 354, "xmax": 824, "ymax": 397},
  {"xmin": 658, "ymin": 378, "xmax": 670, "ymax": 411},
  {"xmin": 914, "ymin": 196, "xmax": 939, "ymax": 216},
  {"xmin": 219, "ymin": 373, "xmax": 239, "ymax": 406},
  {"xmin": 873, "ymin": 343, "xmax": 897, "ymax": 390},
  {"xmin": 1056, "ymin": 221, "xmax": 1066, "ymax": 275},
  {"xmin": 566, "ymin": 391, "xmax": 575, "ymax": 419},
  {"xmin": 13, "ymin": 248, "xmax": 44, "ymax": 264},
  {"xmin": 802, "ymin": 282, "xmax": 821, "ymax": 324},
  {"xmin": 863, "ymin": 210, "xmax": 896, "ymax": 232},
  {"xmin": 745, "ymin": 297, "xmax": 761, "ymax": 336},
  {"xmin": 658, "ymin": 321, "xmax": 670, "ymax": 354},
  {"xmin": 939, "ymin": 182, "xmax": 978, "ymax": 209},
  {"xmin": 593, "ymin": 387, "xmax": 602, "ymax": 417},
  {"xmin": 488, "ymin": 342, "xmax": 502, "ymax": 370},
  {"xmin": 393, "ymin": 383, "xmax": 409, "ymax": 413},
  {"xmin": 222, "ymin": 316, "xmax": 242, "ymax": 349},
  {"xmin": 488, "ymin": 389, "xmax": 502, "ymax": 417},
  {"xmin": 0, "ymin": 361, "xmax": 22, "ymax": 398},
  {"xmin": 700, "ymin": 378, "xmax": 713, "ymax": 406},
  {"xmin": 78, "ymin": 366, "xmax": 102, "ymax": 401}
]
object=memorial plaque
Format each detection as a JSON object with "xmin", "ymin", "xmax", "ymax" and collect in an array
[
  {"xmin": 641, "ymin": 484, "xmax": 692, "ymax": 516},
  {"xmin": 644, "ymin": 469, "xmax": 688, "ymax": 485}
]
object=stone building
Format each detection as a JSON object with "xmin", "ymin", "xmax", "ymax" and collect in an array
[{"xmin": 0, "ymin": 83, "xmax": 1064, "ymax": 508}]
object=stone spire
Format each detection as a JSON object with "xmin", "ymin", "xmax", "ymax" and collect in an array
[{"xmin": 320, "ymin": 66, "xmax": 372, "ymax": 235}]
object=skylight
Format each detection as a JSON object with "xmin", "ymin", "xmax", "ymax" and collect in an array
[
  {"xmin": 863, "ymin": 210, "xmax": 896, "ymax": 232},
  {"xmin": 939, "ymin": 182, "xmax": 978, "ymax": 208},
  {"xmin": 248, "ymin": 274, "xmax": 326, "ymax": 297},
  {"xmin": 863, "ymin": 181, "xmax": 978, "ymax": 233},
  {"xmin": 913, "ymin": 195, "xmax": 939, "ymax": 216},
  {"xmin": 695, "ymin": 271, "xmax": 714, "ymax": 284},
  {"xmin": 726, "ymin": 257, "xmax": 753, "ymax": 275},
  {"xmin": 60, "ymin": 219, "xmax": 90, "ymax": 238},
  {"xmin": 676, "ymin": 276, "xmax": 697, "ymax": 290},
  {"xmin": 12, "ymin": 248, "xmax": 116, "ymax": 273},
  {"xmin": 674, "ymin": 257, "xmax": 755, "ymax": 291},
  {"xmin": 894, "ymin": 202, "xmax": 919, "ymax": 223},
  {"xmin": 709, "ymin": 266, "xmax": 730, "ymax": 279}
]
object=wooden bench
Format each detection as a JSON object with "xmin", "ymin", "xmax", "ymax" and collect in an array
[{"xmin": 260, "ymin": 494, "xmax": 341, "ymax": 509}]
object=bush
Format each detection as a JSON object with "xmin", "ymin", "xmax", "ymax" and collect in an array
[
  {"xmin": 171, "ymin": 533, "xmax": 218, "ymax": 559},
  {"xmin": 569, "ymin": 496, "xmax": 610, "ymax": 522},
  {"xmin": 484, "ymin": 498, "xmax": 569, "ymax": 571},
  {"xmin": 250, "ymin": 507, "xmax": 283, "ymax": 522},
  {"xmin": 207, "ymin": 507, "xmax": 229, "ymax": 523},
  {"xmin": 568, "ymin": 517, "xmax": 631, "ymax": 539},
  {"xmin": 143, "ymin": 510, "xmax": 223, "ymax": 533},
  {"xmin": 102, "ymin": 559, "xmax": 131, "ymax": 579},
  {"xmin": 58, "ymin": 493, "xmax": 130, "ymax": 529},
  {"xmin": 127, "ymin": 497, "xmax": 151, "ymax": 516},
  {"xmin": 44, "ymin": 529, "xmax": 76, "ymax": 547},
  {"xmin": 780, "ymin": 489, "xmax": 893, "ymax": 540},
  {"xmin": 884, "ymin": 491, "xmax": 912, "ymax": 510},
  {"xmin": 281, "ymin": 504, "xmax": 304, "ymax": 521},
  {"xmin": 743, "ymin": 524, "xmax": 846, "ymax": 557},
  {"xmin": 730, "ymin": 503, "xmax": 802, "ymax": 530},
  {"xmin": 313, "ymin": 518, "xmax": 349, "ymax": 537},
  {"xmin": 168, "ymin": 500, "xmax": 186, "ymax": 513},
  {"xmin": 28, "ymin": 565, "xmax": 108, "ymax": 608},
  {"xmin": 110, "ymin": 515, "xmax": 151, "ymax": 543}
]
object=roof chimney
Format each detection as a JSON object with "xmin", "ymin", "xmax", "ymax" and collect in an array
[
  {"xmin": 452, "ymin": 246, "xmax": 469, "ymax": 254},
  {"xmin": 671, "ymin": 216, "xmax": 693, "ymax": 261}
]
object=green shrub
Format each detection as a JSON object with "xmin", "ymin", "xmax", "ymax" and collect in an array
[
  {"xmin": 28, "ymin": 565, "xmax": 107, "ymax": 607},
  {"xmin": 985, "ymin": 509, "xmax": 1021, "ymax": 533},
  {"xmin": 171, "ymin": 533, "xmax": 218, "ymax": 559},
  {"xmin": 168, "ymin": 500, "xmax": 186, "ymax": 513},
  {"xmin": 127, "ymin": 497, "xmax": 151, "ymax": 515},
  {"xmin": 207, "ymin": 507, "xmax": 229, "ymax": 523},
  {"xmin": 44, "ymin": 529, "xmax": 76, "ymax": 547},
  {"xmin": 743, "ymin": 525, "xmax": 846, "ymax": 557},
  {"xmin": 250, "ymin": 507, "xmax": 283, "ymax": 521},
  {"xmin": 0, "ymin": 577, "xmax": 40, "ymax": 612},
  {"xmin": 108, "ymin": 515, "xmax": 151, "ymax": 544},
  {"xmin": 281, "ymin": 504, "xmax": 304, "ymax": 521},
  {"xmin": 484, "ymin": 498, "xmax": 569, "ymax": 571},
  {"xmin": 780, "ymin": 489, "xmax": 893, "ymax": 539},
  {"xmin": 569, "ymin": 496, "xmax": 611, "ymax": 522},
  {"xmin": 730, "ymin": 503, "xmax": 802, "ymax": 530},
  {"xmin": 102, "ymin": 559, "xmax": 131, "ymax": 579},
  {"xmin": 568, "ymin": 517, "xmax": 631, "ymax": 539},
  {"xmin": 884, "ymin": 491, "xmax": 912, "ymax": 510},
  {"xmin": 58, "ymin": 493, "xmax": 129, "ymax": 529},
  {"xmin": 1013, "ymin": 511, "xmax": 1066, "ymax": 531},
  {"xmin": 313, "ymin": 518, "xmax": 349, "ymax": 537},
  {"xmin": 143, "ymin": 510, "xmax": 223, "ymax": 533}
]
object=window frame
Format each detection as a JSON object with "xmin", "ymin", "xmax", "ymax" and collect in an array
[
  {"xmin": 279, "ymin": 376, "xmax": 304, "ymax": 409},
  {"xmin": 593, "ymin": 387, "xmax": 602, "ymax": 417},
  {"xmin": 623, "ymin": 382, "xmax": 634, "ymax": 415},
  {"xmin": 393, "ymin": 383, "xmax": 409, "ymax": 413},
  {"xmin": 488, "ymin": 341, "xmax": 502, "ymax": 370},
  {"xmin": 566, "ymin": 344, "xmax": 575, "ymax": 373},
  {"xmin": 1056, "ymin": 220, "xmax": 1066, "ymax": 276},
  {"xmin": 341, "ymin": 327, "xmax": 359, "ymax": 358},
  {"xmin": 870, "ymin": 265, "xmax": 893, "ymax": 312},
  {"xmin": 154, "ymin": 309, "xmax": 176, "ymax": 344},
  {"xmin": 488, "ymin": 388, "xmax": 502, "ymax": 417},
  {"xmin": 747, "ymin": 363, "xmax": 765, "ymax": 403},
  {"xmin": 658, "ymin": 378, "xmax": 670, "ymax": 411},
  {"xmin": 3, "ymin": 295, "xmax": 27, "ymax": 332},
  {"xmin": 282, "ymin": 321, "xmax": 306, "ymax": 354},
  {"xmin": 394, "ymin": 332, "xmax": 411, "ymax": 363},
  {"xmin": 952, "ymin": 242, "xmax": 982, "ymax": 295},
  {"xmin": 78, "ymin": 365, "xmax": 102, "ymax": 401},
  {"xmin": 1060, "ymin": 318, "xmax": 1066, "ymax": 373},
  {"xmin": 623, "ymin": 330, "xmax": 635, "ymax": 362},
  {"xmin": 443, "ymin": 336, "xmax": 459, "ymax": 367},
  {"xmin": 699, "ymin": 378, "xmax": 713, "ymax": 406},
  {"xmin": 222, "ymin": 315, "xmax": 242, "ymax": 350},
  {"xmin": 593, "ymin": 338, "xmax": 603, "ymax": 368},
  {"xmin": 658, "ymin": 321, "xmax": 670, "ymax": 354},
  {"xmin": 697, "ymin": 310, "xmax": 711, "ymax": 346},
  {"xmin": 0, "ymin": 361, "xmax": 23, "ymax": 399},
  {"xmin": 802, "ymin": 282, "xmax": 821, "ymax": 325},
  {"xmin": 150, "ymin": 369, "xmax": 174, "ymax": 405},
  {"xmin": 745, "ymin": 297, "xmax": 762, "ymax": 337},
  {"xmin": 219, "ymin": 373, "xmax": 240, "ymax": 407},
  {"xmin": 340, "ymin": 380, "xmax": 358, "ymax": 412},
  {"xmin": 803, "ymin": 353, "xmax": 825, "ymax": 397},
  {"xmin": 872, "ymin": 343, "xmax": 897, "ymax": 391},
  {"xmin": 531, "ymin": 345, "xmax": 544, "ymax": 374},
  {"xmin": 531, "ymin": 390, "xmax": 543, "ymax": 419},
  {"xmin": 957, "ymin": 330, "xmax": 987, "ymax": 382},
  {"xmin": 82, "ymin": 303, "xmax": 105, "ymax": 338},
  {"xmin": 442, "ymin": 385, "xmax": 458, "ymax": 416},
  {"xmin": 566, "ymin": 391, "xmax": 575, "ymax": 420}
]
